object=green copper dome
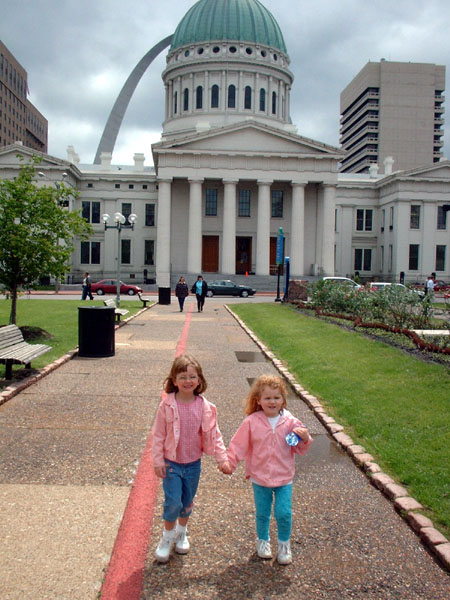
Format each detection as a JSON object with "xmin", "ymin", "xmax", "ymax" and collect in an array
[{"xmin": 171, "ymin": 0, "xmax": 287, "ymax": 54}]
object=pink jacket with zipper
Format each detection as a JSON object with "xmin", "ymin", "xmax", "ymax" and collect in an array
[
  {"xmin": 227, "ymin": 409, "xmax": 313, "ymax": 487},
  {"xmin": 152, "ymin": 392, "xmax": 228, "ymax": 467}
]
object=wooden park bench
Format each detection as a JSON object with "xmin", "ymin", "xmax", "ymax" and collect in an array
[
  {"xmin": 103, "ymin": 298, "xmax": 129, "ymax": 322},
  {"xmin": 0, "ymin": 324, "xmax": 51, "ymax": 380},
  {"xmin": 137, "ymin": 292, "xmax": 152, "ymax": 308}
]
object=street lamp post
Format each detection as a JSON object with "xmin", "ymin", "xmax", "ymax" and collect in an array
[{"xmin": 102, "ymin": 212, "xmax": 137, "ymax": 307}]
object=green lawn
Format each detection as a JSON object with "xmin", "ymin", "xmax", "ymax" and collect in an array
[
  {"xmin": 231, "ymin": 302, "xmax": 450, "ymax": 538},
  {"xmin": 0, "ymin": 298, "xmax": 147, "ymax": 379}
]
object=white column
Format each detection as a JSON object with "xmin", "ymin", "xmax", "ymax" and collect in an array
[
  {"xmin": 290, "ymin": 182, "xmax": 306, "ymax": 276},
  {"xmin": 187, "ymin": 179, "xmax": 203, "ymax": 274},
  {"xmin": 322, "ymin": 184, "xmax": 336, "ymax": 276},
  {"xmin": 222, "ymin": 180, "xmax": 237, "ymax": 274},
  {"xmin": 256, "ymin": 181, "xmax": 271, "ymax": 275},
  {"xmin": 156, "ymin": 179, "xmax": 172, "ymax": 288}
]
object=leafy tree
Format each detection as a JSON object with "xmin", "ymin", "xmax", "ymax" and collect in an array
[{"xmin": 0, "ymin": 157, "xmax": 93, "ymax": 324}]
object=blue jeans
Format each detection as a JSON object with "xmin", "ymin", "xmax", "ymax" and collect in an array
[
  {"xmin": 162, "ymin": 459, "xmax": 202, "ymax": 522},
  {"xmin": 252, "ymin": 482, "xmax": 293, "ymax": 543}
]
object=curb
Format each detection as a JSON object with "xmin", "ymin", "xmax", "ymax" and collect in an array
[
  {"xmin": 225, "ymin": 305, "xmax": 450, "ymax": 573},
  {"xmin": 0, "ymin": 304, "xmax": 153, "ymax": 408}
]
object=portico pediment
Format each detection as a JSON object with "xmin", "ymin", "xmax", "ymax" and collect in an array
[
  {"xmin": 0, "ymin": 144, "xmax": 65, "ymax": 168},
  {"xmin": 399, "ymin": 160, "xmax": 450, "ymax": 180},
  {"xmin": 153, "ymin": 122, "xmax": 342, "ymax": 159}
]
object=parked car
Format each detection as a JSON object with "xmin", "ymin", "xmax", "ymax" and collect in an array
[
  {"xmin": 368, "ymin": 282, "xmax": 425, "ymax": 299},
  {"xmin": 205, "ymin": 280, "xmax": 256, "ymax": 297},
  {"xmin": 90, "ymin": 279, "xmax": 143, "ymax": 296},
  {"xmin": 433, "ymin": 279, "xmax": 449, "ymax": 292},
  {"xmin": 322, "ymin": 276, "xmax": 362, "ymax": 289}
]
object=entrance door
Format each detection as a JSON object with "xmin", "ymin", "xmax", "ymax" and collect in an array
[
  {"xmin": 236, "ymin": 237, "xmax": 252, "ymax": 274},
  {"xmin": 202, "ymin": 235, "xmax": 219, "ymax": 272},
  {"xmin": 270, "ymin": 237, "xmax": 284, "ymax": 275}
]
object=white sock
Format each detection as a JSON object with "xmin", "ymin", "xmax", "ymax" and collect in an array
[
  {"xmin": 176, "ymin": 523, "xmax": 187, "ymax": 534},
  {"xmin": 163, "ymin": 528, "xmax": 176, "ymax": 540}
]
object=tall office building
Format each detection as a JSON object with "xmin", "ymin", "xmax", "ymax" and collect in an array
[
  {"xmin": 0, "ymin": 40, "xmax": 48, "ymax": 152},
  {"xmin": 340, "ymin": 60, "xmax": 445, "ymax": 173}
]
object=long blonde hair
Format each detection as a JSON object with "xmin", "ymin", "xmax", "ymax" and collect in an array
[
  {"xmin": 245, "ymin": 374, "xmax": 287, "ymax": 415},
  {"xmin": 164, "ymin": 354, "xmax": 207, "ymax": 395}
]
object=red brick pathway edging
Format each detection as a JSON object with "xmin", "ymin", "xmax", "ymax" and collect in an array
[
  {"xmin": 225, "ymin": 305, "xmax": 450, "ymax": 573},
  {"xmin": 0, "ymin": 305, "xmax": 152, "ymax": 408}
]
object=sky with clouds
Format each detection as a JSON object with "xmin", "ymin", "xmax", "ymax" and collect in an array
[{"xmin": 2, "ymin": 0, "xmax": 449, "ymax": 166}]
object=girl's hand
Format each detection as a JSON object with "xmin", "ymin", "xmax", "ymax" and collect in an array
[
  {"xmin": 218, "ymin": 461, "xmax": 232, "ymax": 475},
  {"xmin": 154, "ymin": 465, "xmax": 166, "ymax": 478},
  {"xmin": 293, "ymin": 425, "xmax": 312, "ymax": 443}
]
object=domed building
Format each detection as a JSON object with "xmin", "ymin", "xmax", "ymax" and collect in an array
[{"xmin": 1, "ymin": 0, "xmax": 448, "ymax": 290}]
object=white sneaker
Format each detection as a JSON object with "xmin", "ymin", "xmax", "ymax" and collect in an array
[
  {"xmin": 277, "ymin": 541, "xmax": 292, "ymax": 565},
  {"xmin": 175, "ymin": 529, "xmax": 190, "ymax": 554},
  {"xmin": 155, "ymin": 531, "xmax": 175, "ymax": 563},
  {"xmin": 256, "ymin": 538, "xmax": 272, "ymax": 559}
]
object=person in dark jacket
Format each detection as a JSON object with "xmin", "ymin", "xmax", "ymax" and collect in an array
[
  {"xmin": 175, "ymin": 276, "xmax": 189, "ymax": 312},
  {"xmin": 191, "ymin": 275, "xmax": 208, "ymax": 312}
]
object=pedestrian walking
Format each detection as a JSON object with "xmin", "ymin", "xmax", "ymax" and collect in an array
[
  {"xmin": 425, "ymin": 275, "xmax": 435, "ymax": 298},
  {"xmin": 226, "ymin": 374, "xmax": 313, "ymax": 565},
  {"xmin": 81, "ymin": 272, "xmax": 93, "ymax": 300},
  {"xmin": 191, "ymin": 275, "xmax": 207, "ymax": 312},
  {"xmin": 175, "ymin": 276, "xmax": 189, "ymax": 312},
  {"xmin": 152, "ymin": 354, "xmax": 231, "ymax": 563}
]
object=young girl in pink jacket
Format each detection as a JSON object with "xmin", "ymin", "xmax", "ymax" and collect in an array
[
  {"xmin": 227, "ymin": 374, "xmax": 313, "ymax": 565},
  {"xmin": 152, "ymin": 354, "xmax": 231, "ymax": 563}
]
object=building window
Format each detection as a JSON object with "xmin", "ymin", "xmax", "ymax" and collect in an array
[
  {"xmin": 259, "ymin": 88, "xmax": 266, "ymax": 112},
  {"xmin": 437, "ymin": 205, "xmax": 448, "ymax": 230},
  {"xmin": 144, "ymin": 240, "xmax": 154, "ymax": 265},
  {"xmin": 121, "ymin": 239, "xmax": 131, "ymax": 264},
  {"xmin": 271, "ymin": 190, "xmax": 283, "ymax": 218},
  {"xmin": 390, "ymin": 206, "xmax": 394, "ymax": 230},
  {"xmin": 272, "ymin": 91, "xmax": 277, "ymax": 114},
  {"xmin": 205, "ymin": 188, "xmax": 218, "ymax": 216},
  {"xmin": 183, "ymin": 88, "xmax": 189, "ymax": 111},
  {"xmin": 388, "ymin": 244, "xmax": 393, "ymax": 272},
  {"xmin": 381, "ymin": 208, "xmax": 385, "ymax": 231},
  {"xmin": 409, "ymin": 244, "xmax": 419, "ymax": 270},
  {"xmin": 115, "ymin": 183, "xmax": 120, "ymax": 189},
  {"xmin": 145, "ymin": 203, "xmax": 155, "ymax": 226},
  {"xmin": 80, "ymin": 241, "xmax": 100, "ymax": 264},
  {"xmin": 410, "ymin": 205, "xmax": 420, "ymax": 229},
  {"xmin": 354, "ymin": 248, "xmax": 372, "ymax": 271},
  {"xmin": 436, "ymin": 245, "xmax": 446, "ymax": 271},
  {"xmin": 196, "ymin": 86, "xmax": 203, "ymax": 109},
  {"xmin": 238, "ymin": 190, "xmax": 251, "ymax": 217},
  {"xmin": 174, "ymin": 91, "xmax": 177, "ymax": 114},
  {"xmin": 244, "ymin": 86, "xmax": 252, "ymax": 109},
  {"xmin": 211, "ymin": 84, "xmax": 219, "ymax": 108},
  {"xmin": 81, "ymin": 201, "xmax": 100, "ymax": 224},
  {"xmin": 356, "ymin": 208, "xmax": 373, "ymax": 231},
  {"xmin": 380, "ymin": 245, "xmax": 384, "ymax": 272},
  {"xmin": 228, "ymin": 85, "xmax": 236, "ymax": 108},
  {"xmin": 121, "ymin": 203, "xmax": 132, "ymax": 223},
  {"xmin": 335, "ymin": 208, "xmax": 338, "ymax": 232}
]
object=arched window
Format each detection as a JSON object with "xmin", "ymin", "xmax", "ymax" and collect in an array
[
  {"xmin": 211, "ymin": 84, "xmax": 219, "ymax": 108},
  {"xmin": 272, "ymin": 91, "xmax": 277, "ymax": 115},
  {"xmin": 228, "ymin": 84, "xmax": 236, "ymax": 108},
  {"xmin": 196, "ymin": 86, "xmax": 203, "ymax": 109},
  {"xmin": 174, "ymin": 91, "xmax": 177, "ymax": 114},
  {"xmin": 183, "ymin": 88, "xmax": 189, "ymax": 112},
  {"xmin": 244, "ymin": 86, "xmax": 252, "ymax": 109},
  {"xmin": 259, "ymin": 88, "xmax": 266, "ymax": 112}
]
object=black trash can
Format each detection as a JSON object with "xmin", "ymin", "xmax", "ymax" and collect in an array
[
  {"xmin": 78, "ymin": 306, "xmax": 115, "ymax": 357},
  {"xmin": 158, "ymin": 287, "xmax": 171, "ymax": 305}
]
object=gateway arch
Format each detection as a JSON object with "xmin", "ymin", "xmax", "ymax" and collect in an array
[{"xmin": 93, "ymin": 34, "xmax": 173, "ymax": 164}]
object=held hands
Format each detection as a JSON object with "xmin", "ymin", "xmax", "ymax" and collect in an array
[
  {"xmin": 218, "ymin": 460, "xmax": 232, "ymax": 475},
  {"xmin": 293, "ymin": 425, "xmax": 312, "ymax": 444}
]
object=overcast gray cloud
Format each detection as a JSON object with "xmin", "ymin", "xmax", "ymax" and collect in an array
[{"xmin": 2, "ymin": 0, "xmax": 449, "ymax": 165}]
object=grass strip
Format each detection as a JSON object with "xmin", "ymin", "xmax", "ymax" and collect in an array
[
  {"xmin": 0, "ymin": 298, "xmax": 148, "ymax": 380},
  {"xmin": 231, "ymin": 302, "xmax": 450, "ymax": 538}
]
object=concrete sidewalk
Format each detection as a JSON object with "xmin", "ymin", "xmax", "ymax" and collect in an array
[{"xmin": 0, "ymin": 298, "xmax": 449, "ymax": 599}]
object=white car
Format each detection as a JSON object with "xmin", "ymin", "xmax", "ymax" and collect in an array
[
  {"xmin": 322, "ymin": 276, "xmax": 362, "ymax": 289},
  {"xmin": 369, "ymin": 282, "xmax": 425, "ymax": 298}
]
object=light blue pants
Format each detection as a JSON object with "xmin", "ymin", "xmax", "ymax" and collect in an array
[{"xmin": 252, "ymin": 482, "xmax": 292, "ymax": 543}]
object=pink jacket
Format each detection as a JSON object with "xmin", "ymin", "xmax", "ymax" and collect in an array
[
  {"xmin": 227, "ymin": 409, "xmax": 313, "ymax": 487},
  {"xmin": 152, "ymin": 392, "xmax": 228, "ymax": 467}
]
